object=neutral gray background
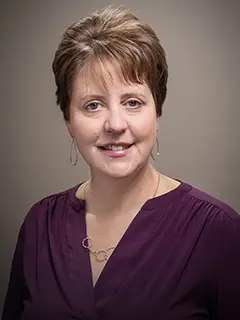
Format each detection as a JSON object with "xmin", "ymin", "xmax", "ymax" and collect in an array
[{"xmin": 1, "ymin": 0, "xmax": 239, "ymax": 313}]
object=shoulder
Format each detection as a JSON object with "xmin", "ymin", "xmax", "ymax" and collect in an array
[
  {"xmin": 179, "ymin": 182, "xmax": 240, "ymax": 237},
  {"xmin": 174, "ymin": 182, "xmax": 240, "ymax": 273},
  {"xmin": 184, "ymin": 183, "xmax": 239, "ymax": 221},
  {"xmin": 22, "ymin": 183, "xmax": 83, "ymax": 230},
  {"xmin": 162, "ymin": 180, "xmax": 240, "ymax": 240},
  {"xmin": 187, "ymin": 184, "xmax": 239, "ymax": 218}
]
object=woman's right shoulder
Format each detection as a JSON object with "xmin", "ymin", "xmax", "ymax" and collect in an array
[{"xmin": 22, "ymin": 183, "xmax": 84, "ymax": 229}]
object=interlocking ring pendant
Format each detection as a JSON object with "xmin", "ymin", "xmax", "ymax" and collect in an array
[{"xmin": 82, "ymin": 237, "xmax": 115, "ymax": 262}]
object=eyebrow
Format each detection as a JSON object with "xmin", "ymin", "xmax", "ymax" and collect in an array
[
  {"xmin": 79, "ymin": 92, "xmax": 148, "ymax": 101},
  {"xmin": 79, "ymin": 94, "xmax": 105, "ymax": 101}
]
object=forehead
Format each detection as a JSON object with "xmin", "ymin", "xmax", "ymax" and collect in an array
[{"xmin": 72, "ymin": 58, "xmax": 151, "ymax": 98}]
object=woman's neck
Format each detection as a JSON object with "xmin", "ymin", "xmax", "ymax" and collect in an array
[{"xmin": 85, "ymin": 164, "xmax": 159, "ymax": 219}]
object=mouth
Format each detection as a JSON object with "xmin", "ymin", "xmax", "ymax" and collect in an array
[{"xmin": 98, "ymin": 143, "xmax": 134, "ymax": 151}]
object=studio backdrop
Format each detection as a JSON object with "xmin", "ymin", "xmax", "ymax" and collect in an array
[{"xmin": 1, "ymin": 0, "xmax": 239, "ymax": 313}]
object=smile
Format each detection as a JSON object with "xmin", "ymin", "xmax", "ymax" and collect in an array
[
  {"xmin": 100, "ymin": 144, "xmax": 133, "ymax": 151},
  {"xmin": 98, "ymin": 143, "xmax": 134, "ymax": 158}
]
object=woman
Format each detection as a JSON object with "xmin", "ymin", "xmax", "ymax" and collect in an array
[{"xmin": 3, "ymin": 6, "xmax": 240, "ymax": 320}]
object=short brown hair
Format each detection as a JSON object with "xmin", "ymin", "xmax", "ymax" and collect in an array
[{"xmin": 52, "ymin": 6, "xmax": 168, "ymax": 121}]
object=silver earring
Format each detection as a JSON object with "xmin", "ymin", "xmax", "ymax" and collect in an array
[
  {"xmin": 151, "ymin": 136, "xmax": 160, "ymax": 161},
  {"xmin": 70, "ymin": 137, "xmax": 78, "ymax": 166}
]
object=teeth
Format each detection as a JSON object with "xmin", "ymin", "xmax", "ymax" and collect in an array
[{"xmin": 105, "ymin": 145, "xmax": 127, "ymax": 151}]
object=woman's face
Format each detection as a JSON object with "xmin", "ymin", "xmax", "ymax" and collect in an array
[{"xmin": 67, "ymin": 62, "xmax": 158, "ymax": 179}]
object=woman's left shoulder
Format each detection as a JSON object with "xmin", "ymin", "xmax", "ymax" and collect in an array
[{"xmin": 182, "ymin": 181, "xmax": 240, "ymax": 227}]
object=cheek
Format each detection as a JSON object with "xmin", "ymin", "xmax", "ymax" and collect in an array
[
  {"xmin": 132, "ymin": 117, "xmax": 157, "ymax": 142},
  {"xmin": 71, "ymin": 118, "xmax": 100, "ymax": 146}
]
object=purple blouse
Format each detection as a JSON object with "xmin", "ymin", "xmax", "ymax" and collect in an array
[{"xmin": 2, "ymin": 181, "xmax": 240, "ymax": 319}]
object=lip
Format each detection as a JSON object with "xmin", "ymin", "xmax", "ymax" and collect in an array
[
  {"xmin": 98, "ymin": 143, "xmax": 134, "ymax": 158},
  {"xmin": 99, "ymin": 142, "xmax": 133, "ymax": 148}
]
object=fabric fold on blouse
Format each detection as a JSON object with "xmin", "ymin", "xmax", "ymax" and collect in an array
[{"xmin": 2, "ymin": 181, "xmax": 240, "ymax": 320}]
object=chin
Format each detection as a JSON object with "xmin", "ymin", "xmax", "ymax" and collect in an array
[
  {"xmin": 96, "ymin": 162, "xmax": 148, "ymax": 179},
  {"xmin": 106, "ymin": 170, "xmax": 133, "ymax": 179}
]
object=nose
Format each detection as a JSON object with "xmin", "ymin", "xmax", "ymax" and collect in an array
[{"xmin": 104, "ymin": 109, "xmax": 127, "ymax": 134}]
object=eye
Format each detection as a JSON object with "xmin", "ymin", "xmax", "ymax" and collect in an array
[
  {"xmin": 126, "ymin": 100, "xmax": 142, "ymax": 108},
  {"xmin": 85, "ymin": 102, "xmax": 101, "ymax": 111}
]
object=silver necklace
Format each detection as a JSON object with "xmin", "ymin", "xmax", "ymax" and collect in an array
[{"xmin": 82, "ymin": 172, "xmax": 161, "ymax": 262}]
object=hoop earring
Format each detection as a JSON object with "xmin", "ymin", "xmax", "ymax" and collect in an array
[
  {"xmin": 151, "ymin": 136, "xmax": 160, "ymax": 161},
  {"xmin": 70, "ymin": 137, "xmax": 78, "ymax": 166}
]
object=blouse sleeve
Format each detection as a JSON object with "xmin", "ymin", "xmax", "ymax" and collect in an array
[
  {"xmin": 214, "ymin": 213, "xmax": 240, "ymax": 319},
  {"xmin": 2, "ymin": 223, "xmax": 28, "ymax": 319}
]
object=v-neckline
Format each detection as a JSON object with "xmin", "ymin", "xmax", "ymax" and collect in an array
[
  {"xmin": 67, "ymin": 180, "xmax": 192, "ymax": 317},
  {"xmin": 82, "ymin": 181, "xmax": 189, "ymax": 290},
  {"xmin": 86, "ymin": 199, "xmax": 160, "ymax": 301},
  {"xmin": 81, "ymin": 197, "xmax": 141, "ymax": 291}
]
